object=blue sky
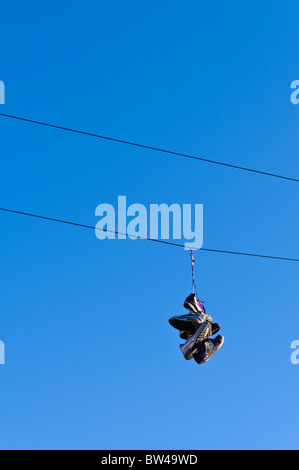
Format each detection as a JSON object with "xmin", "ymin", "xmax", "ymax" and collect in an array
[{"xmin": 0, "ymin": 0, "xmax": 298, "ymax": 450}]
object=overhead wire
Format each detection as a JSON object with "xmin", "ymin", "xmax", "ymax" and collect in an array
[
  {"xmin": 0, "ymin": 206, "xmax": 298, "ymax": 263},
  {"xmin": 0, "ymin": 112, "xmax": 299, "ymax": 183},
  {"xmin": 0, "ymin": 113, "xmax": 298, "ymax": 263}
]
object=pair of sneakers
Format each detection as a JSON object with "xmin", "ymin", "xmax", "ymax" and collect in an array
[
  {"xmin": 180, "ymin": 325, "xmax": 224, "ymax": 362},
  {"xmin": 180, "ymin": 293, "xmax": 224, "ymax": 363},
  {"xmin": 180, "ymin": 293, "xmax": 210, "ymax": 360}
]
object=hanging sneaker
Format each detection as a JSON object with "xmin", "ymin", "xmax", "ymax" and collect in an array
[
  {"xmin": 193, "ymin": 335, "xmax": 224, "ymax": 365},
  {"xmin": 183, "ymin": 293, "xmax": 202, "ymax": 314},
  {"xmin": 169, "ymin": 312, "xmax": 204, "ymax": 333},
  {"xmin": 169, "ymin": 313, "xmax": 219, "ymax": 335},
  {"xmin": 179, "ymin": 321, "xmax": 212, "ymax": 360}
]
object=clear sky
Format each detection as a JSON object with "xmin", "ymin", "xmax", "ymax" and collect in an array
[{"xmin": 0, "ymin": 0, "xmax": 298, "ymax": 450}]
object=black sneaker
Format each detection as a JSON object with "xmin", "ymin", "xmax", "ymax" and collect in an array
[
  {"xmin": 193, "ymin": 335, "xmax": 224, "ymax": 365},
  {"xmin": 169, "ymin": 313, "xmax": 203, "ymax": 334},
  {"xmin": 169, "ymin": 314, "xmax": 219, "ymax": 336},
  {"xmin": 183, "ymin": 293, "xmax": 203, "ymax": 314},
  {"xmin": 179, "ymin": 321, "xmax": 212, "ymax": 360}
]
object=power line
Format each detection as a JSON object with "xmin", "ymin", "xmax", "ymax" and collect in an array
[
  {"xmin": 1, "ymin": 112, "xmax": 298, "ymax": 183},
  {"xmin": 0, "ymin": 206, "xmax": 298, "ymax": 263}
]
